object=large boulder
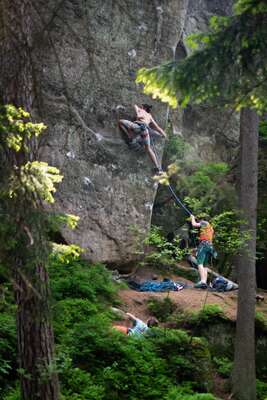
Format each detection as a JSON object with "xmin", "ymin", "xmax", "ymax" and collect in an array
[{"xmin": 35, "ymin": 0, "xmax": 189, "ymax": 263}]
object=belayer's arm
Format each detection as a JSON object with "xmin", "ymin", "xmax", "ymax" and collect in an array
[{"xmin": 190, "ymin": 214, "xmax": 201, "ymax": 228}]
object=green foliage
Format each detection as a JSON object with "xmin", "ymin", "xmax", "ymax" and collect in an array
[
  {"xmin": 165, "ymin": 386, "xmax": 216, "ymax": 400},
  {"xmin": 48, "ymin": 246, "xmax": 118, "ymax": 304},
  {"xmin": 0, "ymin": 313, "xmax": 16, "ymax": 389},
  {"xmin": 256, "ymin": 379, "xmax": 267, "ymax": 400},
  {"xmin": 174, "ymin": 161, "xmax": 234, "ymax": 216},
  {"xmin": 197, "ymin": 305, "xmax": 225, "ymax": 322},
  {"xmin": 234, "ymin": 0, "xmax": 267, "ymax": 14},
  {"xmin": 147, "ymin": 297, "xmax": 177, "ymax": 322},
  {"xmin": 212, "ymin": 211, "xmax": 250, "ymax": 256},
  {"xmin": 60, "ymin": 368, "xmax": 104, "ymax": 400},
  {"xmin": 2, "ymin": 386, "xmax": 20, "ymax": 400},
  {"xmin": 149, "ymin": 330, "xmax": 212, "ymax": 391},
  {"xmin": 136, "ymin": 0, "xmax": 267, "ymax": 113},
  {"xmin": 213, "ymin": 356, "xmax": 232, "ymax": 378},
  {"xmin": 164, "ymin": 134, "xmax": 188, "ymax": 163},
  {"xmin": 0, "ymin": 105, "xmax": 45, "ymax": 151},
  {"xmin": 172, "ymin": 305, "xmax": 227, "ymax": 329},
  {"xmin": 0, "ymin": 105, "xmax": 62, "ymax": 203},
  {"xmin": 259, "ymin": 119, "xmax": 267, "ymax": 138},
  {"xmin": 46, "ymin": 245, "xmax": 213, "ymax": 399},
  {"xmin": 144, "ymin": 226, "xmax": 186, "ymax": 266},
  {"xmin": 8, "ymin": 161, "xmax": 63, "ymax": 203},
  {"xmin": 48, "ymin": 213, "xmax": 80, "ymax": 231},
  {"xmin": 255, "ymin": 312, "xmax": 267, "ymax": 333}
]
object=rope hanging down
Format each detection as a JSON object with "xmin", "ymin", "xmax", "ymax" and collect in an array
[
  {"xmin": 167, "ymin": 184, "xmax": 192, "ymax": 216},
  {"xmin": 150, "ymin": 134, "xmax": 192, "ymax": 216}
]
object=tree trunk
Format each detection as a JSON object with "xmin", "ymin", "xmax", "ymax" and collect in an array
[
  {"xmin": 0, "ymin": 2, "xmax": 60, "ymax": 399},
  {"xmin": 15, "ymin": 258, "xmax": 60, "ymax": 400},
  {"xmin": 232, "ymin": 108, "xmax": 258, "ymax": 400}
]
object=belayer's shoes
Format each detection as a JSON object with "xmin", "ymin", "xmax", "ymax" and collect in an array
[{"xmin": 194, "ymin": 281, "xmax": 208, "ymax": 289}]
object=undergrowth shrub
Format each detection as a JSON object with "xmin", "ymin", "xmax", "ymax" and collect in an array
[
  {"xmin": 49, "ymin": 244, "xmax": 118, "ymax": 304},
  {"xmin": 144, "ymin": 226, "xmax": 186, "ymax": 266},
  {"xmin": 213, "ymin": 356, "xmax": 232, "ymax": 378},
  {"xmin": 256, "ymin": 379, "xmax": 267, "ymax": 400},
  {"xmin": 147, "ymin": 297, "xmax": 177, "ymax": 322},
  {"xmin": 0, "ymin": 313, "xmax": 17, "ymax": 390}
]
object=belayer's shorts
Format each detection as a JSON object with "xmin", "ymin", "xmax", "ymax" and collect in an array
[{"xmin": 196, "ymin": 241, "xmax": 214, "ymax": 266}]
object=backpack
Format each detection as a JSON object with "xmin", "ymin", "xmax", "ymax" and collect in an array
[{"xmin": 211, "ymin": 276, "xmax": 229, "ymax": 292}]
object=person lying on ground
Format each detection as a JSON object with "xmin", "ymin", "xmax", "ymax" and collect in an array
[
  {"xmin": 113, "ymin": 311, "xmax": 159, "ymax": 336},
  {"xmin": 118, "ymin": 104, "xmax": 166, "ymax": 172},
  {"xmin": 190, "ymin": 214, "xmax": 215, "ymax": 289},
  {"xmin": 127, "ymin": 312, "xmax": 159, "ymax": 336}
]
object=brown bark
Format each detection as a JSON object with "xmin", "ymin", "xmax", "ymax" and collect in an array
[
  {"xmin": 15, "ymin": 260, "xmax": 60, "ymax": 400},
  {"xmin": 0, "ymin": 1, "xmax": 33, "ymax": 109},
  {"xmin": 232, "ymin": 108, "xmax": 258, "ymax": 400},
  {"xmin": 0, "ymin": 1, "xmax": 60, "ymax": 399}
]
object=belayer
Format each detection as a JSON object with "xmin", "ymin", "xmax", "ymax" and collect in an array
[
  {"xmin": 118, "ymin": 104, "xmax": 166, "ymax": 172},
  {"xmin": 190, "ymin": 214, "xmax": 216, "ymax": 289}
]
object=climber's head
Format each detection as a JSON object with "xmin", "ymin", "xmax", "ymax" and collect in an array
[{"xmin": 142, "ymin": 104, "xmax": 153, "ymax": 113}]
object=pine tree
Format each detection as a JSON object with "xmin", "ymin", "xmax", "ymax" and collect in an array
[{"xmin": 0, "ymin": 2, "xmax": 61, "ymax": 399}]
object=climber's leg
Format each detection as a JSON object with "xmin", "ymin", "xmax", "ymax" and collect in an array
[
  {"xmin": 143, "ymin": 131, "xmax": 161, "ymax": 170},
  {"xmin": 119, "ymin": 119, "xmax": 139, "ymax": 141}
]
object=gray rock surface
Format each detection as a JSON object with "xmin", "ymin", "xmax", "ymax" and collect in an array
[
  {"xmin": 34, "ymin": 0, "xmax": 189, "ymax": 263},
  {"xmin": 169, "ymin": 0, "xmax": 239, "ymax": 164},
  {"xmin": 31, "ymin": 0, "xmax": 238, "ymax": 264}
]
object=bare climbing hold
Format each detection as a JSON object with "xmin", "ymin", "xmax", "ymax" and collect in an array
[
  {"xmin": 83, "ymin": 176, "xmax": 92, "ymax": 186},
  {"xmin": 128, "ymin": 49, "xmax": 137, "ymax": 58},
  {"xmin": 66, "ymin": 151, "xmax": 75, "ymax": 159}
]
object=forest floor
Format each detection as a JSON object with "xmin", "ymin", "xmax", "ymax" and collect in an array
[
  {"xmin": 114, "ymin": 262, "xmax": 267, "ymax": 400},
  {"xmin": 116, "ymin": 262, "xmax": 267, "ymax": 322}
]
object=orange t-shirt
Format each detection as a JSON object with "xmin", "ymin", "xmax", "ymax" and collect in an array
[{"xmin": 199, "ymin": 221, "xmax": 214, "ymax": 242}]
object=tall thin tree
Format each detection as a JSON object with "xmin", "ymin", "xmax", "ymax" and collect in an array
[
  {"xmin": 0, "ymin": 1, "xmax": 60, "ymax": 399},
  {"xmin": 232, "ymin": 108, "xmax": 258, "ymax": 400}
]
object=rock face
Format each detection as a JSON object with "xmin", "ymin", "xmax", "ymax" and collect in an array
[
  {"xmin": 32, "ymin": 0, "xmax": 237, "ymax": 264},
  {"xmin": 35, "ymin": 0, "xmax": 189, "ymax": 263},
  {"xmin": 170, "ymin": 0, "xmax": 239, "ymax": 164}
]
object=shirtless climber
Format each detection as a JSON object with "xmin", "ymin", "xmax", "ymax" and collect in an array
[{"xmin": 118, "ymin": 104, "xmax": 167, "ymax": 172}]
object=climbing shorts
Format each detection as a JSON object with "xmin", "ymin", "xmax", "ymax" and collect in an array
[
  {"xmin": 120, "ymin": 119, "xmax": 150, "ymax": 145},
  {"xmin": 196, "ymin": 241, "xmax": 214, "ymax": 266}
]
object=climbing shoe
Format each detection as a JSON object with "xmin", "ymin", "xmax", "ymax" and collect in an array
[
  {"xmin": 194, "ymin": 281, "xmax": 208, "ymax": 289},
  {"xmin": 153, "ymin": 167, "xmax": 163, "ymax": 175}
]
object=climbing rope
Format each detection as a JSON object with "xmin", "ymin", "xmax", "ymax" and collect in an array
[
  {"xmin": 150, "ymin": 133, "xmax": 192, "ymax": 216},
  {"xmin": 167, "ymin": 184, "xmax": 192, "ymax": 216}
]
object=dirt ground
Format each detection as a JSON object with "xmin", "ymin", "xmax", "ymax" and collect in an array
[{"xmin": 116, "ymin": 263, "xmax": 267, "ymax": 323}]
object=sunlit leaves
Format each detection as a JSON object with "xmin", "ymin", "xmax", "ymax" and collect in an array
[
  {"xmin": 8, "ymin": 161, "xmax": 63, "ymax": 203},
  {"xmin": 0, "ymin": 105, "xmax": 46, "ymax": 152},
  {"xmin": 48, "ymin": 213, "xmax": 80, "ymax": 231},
  {"xmin": 136, "ymin": 0, "xmax": 267, "ymax": 113},
  {"xmin": 51, "ymin": 243, "xmax": 83, "ymax": 263},
  {"xmin": 0, "ymin": 105, "xmax": 64, "ymax": 206},
  {"xmin": 152, "ymin": 163, "xmax": 178, "ymax": 186},
  {"xmin": 136, "ymin": 67, "xmax": 178, "ymax": 108}
]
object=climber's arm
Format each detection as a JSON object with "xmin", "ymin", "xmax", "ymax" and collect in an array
[{"xmin": 150, "ymin": 117, "xmax": 167, "ymax": 137}]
